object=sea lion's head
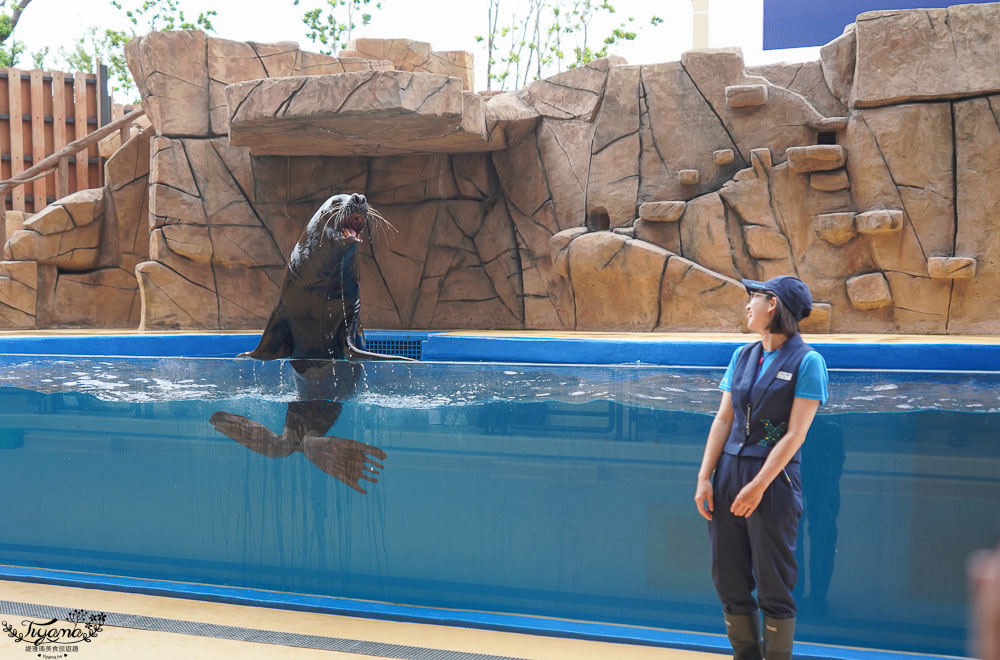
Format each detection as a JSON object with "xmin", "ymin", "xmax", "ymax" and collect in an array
[{"xmin": 318, "ymin": 193, "xmax": 377, "ymax": 244}]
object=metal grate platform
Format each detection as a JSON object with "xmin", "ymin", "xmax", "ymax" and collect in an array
[{"xmin": 365, "ymin": 338, "xmax": 423, "ymax": 360}]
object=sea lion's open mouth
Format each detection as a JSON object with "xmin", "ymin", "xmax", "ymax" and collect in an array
[{"xmin": 341, "ymin": 212, "xmax": 365, "ymax": 241}]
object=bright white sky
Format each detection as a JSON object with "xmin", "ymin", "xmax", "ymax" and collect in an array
[{"xmin": 14, "ymin": 0, "xmax": 821, "ymax": 95}]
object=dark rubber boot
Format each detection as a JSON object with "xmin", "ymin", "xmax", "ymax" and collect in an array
[
  {"xmin": 724, "ymin": 611, "xmax": 763, "ymax": 660},
  {"xmin": 762, "ymin": 615, "xmax": 795, "ymax": 660}
]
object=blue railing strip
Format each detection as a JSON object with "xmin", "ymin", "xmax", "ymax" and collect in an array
[{"xmin": 0, "ymin": 331, "xmax": 997, "ymax": 371}]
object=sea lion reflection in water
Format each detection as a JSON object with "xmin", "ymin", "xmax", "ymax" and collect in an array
[{"xmin": 210, "ymin": 193, "xmax": 412, "ymax": 493}]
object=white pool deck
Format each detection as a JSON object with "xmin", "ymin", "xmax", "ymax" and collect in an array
[{"xmin": 0, "ymin": 579, "xmax": 719, "ymax": 660}]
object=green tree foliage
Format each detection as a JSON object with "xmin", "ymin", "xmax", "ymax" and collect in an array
[
  {"xmin": 61, "ymin": 0, "xmax": 217, "ymax": 100},
  {"xmin": 0, "ymin": 0, "xmax": 32, "ymax": 67},
  {"xmin": 295, "ymin": 0, "xmax": 383, "ymax": 55},
  {"xmin": 476, "ymin": 0, "xmax": 663, "ymax": 90}
]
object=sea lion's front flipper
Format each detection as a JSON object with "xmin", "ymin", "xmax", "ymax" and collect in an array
[
  {"xmin": 301, "ymin": 435, "xmax": 387, "ymax": 494},
  {"xmin": 210, "ymin": 411, "xmax": 298, "ymax": 458},
  {"xmin": 240, "ymin": 311, "xmax": 294, "ymax": 360}
]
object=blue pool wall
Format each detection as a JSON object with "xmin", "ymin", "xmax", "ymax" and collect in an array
[
  {"xmin": 1, "ymin": 331, "xmax": 998, "ymax": 660},
  {"xmin": 2, "ymin": 330, "xmax": 999, "ymax": 370}
]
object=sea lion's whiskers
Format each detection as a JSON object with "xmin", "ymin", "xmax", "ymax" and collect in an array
[
  {"xmin": 368, "ymin": 208, "xmax": 396, "ymax": 233},
  {"xmin": 318, "ymin": 203, "xmax": 345, "ymax": 245},
  {"xmin": 368, "ymin": 209, "xmax": 398, "ymax": 244}
]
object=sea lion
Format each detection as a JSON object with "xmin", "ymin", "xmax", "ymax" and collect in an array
[
  {"xmin": 241, "ymin": 192, "xmax": 403, "ymax": 361},
  {"xmin": 210, "ymin": 193, "xmax": 410, "ymax": 493}
]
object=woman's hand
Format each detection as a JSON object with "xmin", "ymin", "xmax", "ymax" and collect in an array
[
  {"xmin": 694, "ymin": 477, "xmax": 714, "ymax": 521},
  {"xmin": 731, "ymin": 480, "xmax": 765, "ymax": 518}
]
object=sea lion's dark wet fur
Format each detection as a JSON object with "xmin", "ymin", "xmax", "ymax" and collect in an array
[
  {"xmin": 210, "ymin": 193, "xmax": 407, "ymax": 493},
  {"xmin": 242, "ymin": 193, "xmax": 403, "ymax": 361}
]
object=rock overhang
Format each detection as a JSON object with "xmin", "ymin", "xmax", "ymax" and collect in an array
[{"xmin": 226, "ymin": 70, "xmax": 506, "ymax": 156}]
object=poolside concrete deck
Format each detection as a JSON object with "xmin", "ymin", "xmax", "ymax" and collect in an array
[{"xmin": 0, "ymin": 580, "xmax": 720, "ymax": 659}]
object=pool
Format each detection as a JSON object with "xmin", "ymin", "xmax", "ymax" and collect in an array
[{"xmin": 0, "ymin": 331, "xmax": 997, "ymax": 658}]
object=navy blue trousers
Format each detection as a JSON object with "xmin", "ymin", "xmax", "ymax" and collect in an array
[{"xmin": 708, "ymin": 452, "xmax": 803, "ymax": 619}]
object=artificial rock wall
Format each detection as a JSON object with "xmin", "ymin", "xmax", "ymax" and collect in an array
[{"xmin": 3, "ymin": 3, "xmax": 1000, "ymax": 334}]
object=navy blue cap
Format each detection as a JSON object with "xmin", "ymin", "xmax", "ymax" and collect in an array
[{"xmin": 742, "ymin": 275, "xmax": 813, "ymax": 321}]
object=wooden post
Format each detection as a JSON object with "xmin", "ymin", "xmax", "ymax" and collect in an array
[
  {"xmin": 8, "ymin": 68, "xmax": 24, "ymax": 212},
  {"xmin": 30, "ymin": 69, "xmax": 46, "ymax": 212},
  {"xmin": 73, "ymin": 72, "xmax": 88, "ymax": 190},
  {"xmin": 56, "ymin": 156, "xmax": 69, "ymax": 201},
  {"xmin": 52, "ymin": 72, "xmax": 69, "ymax": 199}
]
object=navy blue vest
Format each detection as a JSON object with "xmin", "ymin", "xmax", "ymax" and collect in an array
[{"xmin": 724, "ymin": 333, "xmax": 813, "ymax": 462}]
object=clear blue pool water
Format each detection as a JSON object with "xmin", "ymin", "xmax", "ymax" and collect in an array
[{"xmin": 0, "ymin": 351, "xmax": 997, "ymax": 656}]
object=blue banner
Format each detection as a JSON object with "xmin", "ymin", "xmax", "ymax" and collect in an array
[{"xmin": 763, "ymin": 0, "xmax": 997, "ymax": 50}]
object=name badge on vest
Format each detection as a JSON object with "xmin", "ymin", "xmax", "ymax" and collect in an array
[{"xmin": 776, "ymin": 371, "xmax": 793, "ymax": 381}]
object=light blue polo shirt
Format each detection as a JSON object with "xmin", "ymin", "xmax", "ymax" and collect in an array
[{"xmin": 719, "ymin": 344, "xmax": 829, "ymax": 403}]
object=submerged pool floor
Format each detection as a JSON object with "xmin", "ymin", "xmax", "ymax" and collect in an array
[{"xmin": 0, "ymin": 580, "xmax": 718, "ymax": 660}]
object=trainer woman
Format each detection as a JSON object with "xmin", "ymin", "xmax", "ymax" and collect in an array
[{"xmin": 694, "ymin": 276, "xmax": 828, "ymax": 660}]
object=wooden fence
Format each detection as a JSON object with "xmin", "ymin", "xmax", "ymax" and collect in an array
[{"xmin": 0, "ymin": 66, "xmax": 112, "ymax": 214}]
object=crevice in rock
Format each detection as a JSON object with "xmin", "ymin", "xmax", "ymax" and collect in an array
[
  {"xmin": 365, "ymin": 238, "xmax": 404, "ymax": 326},
  {"xmin": 601, "ymin": 241, "xmax": 627, "ymax": 270},
  {"xmin": 177, "ymin": 140, "xmax": 220, "ymax": 325},
  {"xmin": 534, "ymin": 77, "xmax": 600, "ymax": 96},
  {"xmin": 528, "ymin": 97, "xmax": 574, "ymax": 120},
  {"xmin": 590, "ymin": 128, "xmax": 639, "ymax": 157},
  {"xmin": 274, "ymin": 78, "xmax": 309, "ymax": 118},
  {"xmin": 209, "ymin": 140, "xmax": 286, "ymax": 266},
  {"xmin": 638, "ymin": 69, "xmax": 670, "ymax": 173},
  {"xmin": 786, "ymin": 63, "xmax": 804, "ymax": 91},
  {"xmin": 217, "ymin": 289, "xmax": 266, "ymax": 319},
  {"xmin": 0, "ymin": 309, "xmax": 19, "ymax": 326},
  {"xmin": 246, "ymin": 42, "xmax": 271, "ymax": 77},
  {"xmin": 151, "ymin": 180, "xmax": 202, "ymax": 206},
  {"xmin": 541, "ymin": 122, "xmax": 585, "ymax": 191},
  {"xmin": 722, "ymin": 197, "xmax": 756, "ymax": 280},
  {"xmin": 894, "ymin": 305, "xmax": 941, "ymax": 316},
  {"xmin": 210, "ymin": 140, "xmax": 255, "ymax": 203},
  {"xmin": 655, "ymin": 255, "xmax": 670, "ymax": 328},
  {"xmin": 942, "ymin": 9, "xmax": 958, "ymax": 59},
  {"xmin": 609, "ymin": 173, "xmax": 638, "ymax": 186},
  {"xmin": 951, "ymin": 101, "xmax": 959, "ymax": 256},
  {"xmin": 151, "ymin": 70, "xmax": 209, "ymax": 89},
  {"xmin": 858, "ymin": 91, "xmax": 1000, "ymax": 110},
  {"xmin": 413, "ymin": 79, "xmax": 452, "ymax": 114},
  {"xmin": 334, "ymin": 75, "xmax": 376, "ymax": 113},
  {"xmin": 859, "ymin": 113, "xmax": 928, "ymax": 261},
  {"xmin": 702, "ymin": 279, "xmax": 730, "ymax": 295},
  {"xmin": 897, "ymin": 184, "xmax": 951, "ymax": 202},
  {"xmin": 679, "ymin": 62, "xmax": 747, "ymax": 167},
  {"xmin": 945, "ymin": 279, "xmax": 954, "ymax": 332}
]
